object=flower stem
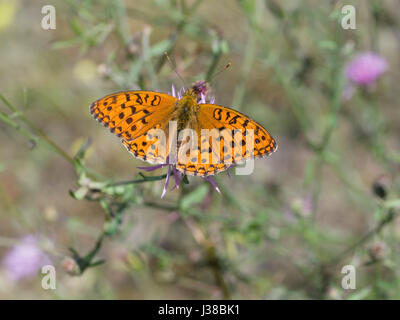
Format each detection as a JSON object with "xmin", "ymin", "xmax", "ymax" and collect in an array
[
  {"xmin": 107, "ymin": 173, "xmax": 167, "ymax": 187},
  {"xmin": 182, "ymin": 216, "xmax": 231, "ymax": 299},
  {"xmin": 0, "ymin": 94, "xmax": 74, "ymax": 165}
]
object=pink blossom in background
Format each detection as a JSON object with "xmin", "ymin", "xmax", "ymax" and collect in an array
[
  {"xmin": 285, "ymin": 195, "xmax": 314, "ymax": 221},
  {"xmin": 2, "ymin": 235, "xmax": 51, "ymax": 281},
  {"xmin": 345, "ymin": 52, "xmax": 387, "ymax": 86}
]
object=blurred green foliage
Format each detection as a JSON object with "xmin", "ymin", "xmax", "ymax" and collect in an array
[{"xmin": 0, "ymin": 0, "xmax": 400, "ymax": 299}]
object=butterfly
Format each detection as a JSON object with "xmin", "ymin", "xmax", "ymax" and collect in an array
[{"xmin": 89, "ymin": 85, "xmax": 277, "ymax": 177}]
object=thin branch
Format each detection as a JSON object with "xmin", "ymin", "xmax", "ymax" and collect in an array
[
  {"xmin": 0, "ymin": 94, "xmax": 74, "ymax": 165},
  {"xmin": 327, "ymin": 208, "xmax": 397, "ymax": 266},
  {"xmin": 154, "ymin": 0, "xmax": 204, "ymax": 73},
  {"xmin": 107, "ymin": 173, "xmax": 167, "ymax": 187},
  {"xmin": 182, "ymin": 216, "xmax": 231, "ymax": 299}
]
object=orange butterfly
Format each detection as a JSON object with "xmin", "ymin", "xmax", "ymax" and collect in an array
[{"xmin": 89, "ymin": 82, "xmax": 277, "ymax": 177}]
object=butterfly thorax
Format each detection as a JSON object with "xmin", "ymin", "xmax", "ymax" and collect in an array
[{"xmin": 175, "ymin": 89, "xmax": 199, "ymax": 130}]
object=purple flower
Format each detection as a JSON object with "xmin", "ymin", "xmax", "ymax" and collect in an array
[
  {"xmin": 345, "ymin": 52, "xmax": 387, "ymax": 86},
  {"xmin": 138, "ymin": 84, "xmax": 222, "ymax": 198},
  {"xmin": 3, "ymin": 235, "xmax": 51, "ymax": 281},
  {"xmin": 291, "ymin": 195, "xmax": 313, "ymax": 218},
  {"xmin": 192, "ymin": 80, "xmax": 209, "ymax": 97},
  {"xmin": 168, "ymin": 84, "xmax": 185, "ymax": 100},
  {"xmin": 138, "ymin": 155, "xmax": 184, "ymax": 198},
  {"xmin": 190, "ymin": 81, "xmax": 215, "ymax": 104}
]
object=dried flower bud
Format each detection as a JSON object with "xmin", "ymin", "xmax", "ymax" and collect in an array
[
  {"xmin": 368, "ymin": 242, "xmax": 387, "ymax": 261},
  {"xmin": 127, "ymin": 42, "xmax": 139, "ymax": 55},
  {"xmin": 97, "ymin": 63, "xmax": 111, "ymax": 77},
  {"xmin": 327, "ymin": 287, "xmax": 342, "ymax": 300},
  {"xmin": 372, "ymin": 175, "xmax": 390, "ymax": 199},
  {"xmin": 61, "ymin": 257, "xmax": 81, "ymax": 276},
  {"xmin": 291, "ymin": 195, "xmax": 313, "ymax": 218}
]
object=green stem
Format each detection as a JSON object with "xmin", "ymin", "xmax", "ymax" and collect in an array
[
  {"xmin": 0, "ymin": 110, "xmax": 36, "ymax": 141},
  {"xmin": 107, "ymin": 173, "xmax": 167, "ymax": 187},
  {"xmin": 0, "ymin": 94, "xmax": 74, "ymax": 165},
  {"xmin": 182, "ymin": 215, "xmax": 231, "ymax": 299},
  {"xmin": 327, "ymin": 209, "xmax": 396, "ymax": 267},
  {"xmin": 232, "ymin": 0, "xmax": 262, "ymax": 109},
  {"xmin": 206, "ymin": 51, "xmax": 222, "ymax": 83},
  {"xmin": 154, "ymin": 0, "xmax": 203, "ymax": 73},
  {"xmin": 310, "ymin": 33, "xmax": 344, "ymax": 220}
]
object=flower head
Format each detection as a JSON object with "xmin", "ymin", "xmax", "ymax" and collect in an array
[
  {"xmin": 168, "ymin": 84, "xmax": 185, "ymax": 99},
  {"xmin": 2, "ymin": 235, "xmax": 51, "ymax": 281},
  {"xmin": 61, "ymin": 256, "xmax": 81, "ymax": 275},
  {"xmin": 191, "ymin": 81, "xmax": 215, "ymax": 104},
  {"xmin": 345, "ymin": 52, "xmax": 387, "ymax": 86},
  {"xmin": 192, "ymin": 80, "xmax": 209, "ymax": 100},
  {"xmin": 368, "ymin": 241, "xmax": 387, "ymax": 261},
  {"xmin": 138, "ymin": 155, "xmax": 184, "ymax": 198},
  {"xmin": 192, "ymin": 80, "xmax": 208, "ymax": 95}
]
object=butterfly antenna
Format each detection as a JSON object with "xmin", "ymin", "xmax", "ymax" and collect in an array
[
  {"xmin": 164, "ymin": 52, "xmax": 186, "ymax": 88},
  {"xmin": 208, "ymin": 62, "xmax": 232, "ymax": 82}
]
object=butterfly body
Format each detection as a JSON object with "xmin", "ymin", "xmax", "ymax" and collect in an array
[
  {"xmin": 90, "ymin": 88, "xmax": 277, "ymax": 177},
  {"xmin": 173, "ymin": 89, "xmax": 199, "ymax": 131}
]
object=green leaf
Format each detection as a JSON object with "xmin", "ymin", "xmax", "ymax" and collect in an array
[
  {"xmin": 318, "ymin": 40, "xmax": 337, "ymax": 51},
  {"xmin": 346, "ymin": 287, "xmax": 371, "ymax": 300},
  {"xmin": 265, "ymin": 0, "xmax": 285, "ymax": 20},
  {"xmin": 51, "ymin": 38, "xmax": 82, "ymax": 50},
  {"xmin": 149, "ymin": 39, "xmax": 172, "ymax": 57},
  {"xmin": 69, "ymin": 187, "xmax": 88, "ymax": 200},
  {"xmin": 74, "ymin": 138, "xmax": 92, "ymax": 161},
  {"xmin": 384, "ymin": 199, "xmax": 400, "ymax": 209},
  {"xmin": 70, "ymin": 18, "xmax": 84, "ymax": 36},
  {"xmin": 220, "ymin": 40, "xmax": 230, "ymax": 54},
  {"xmin": 179, "ymin": 184, "xmax": 209, "ymax": 211}
]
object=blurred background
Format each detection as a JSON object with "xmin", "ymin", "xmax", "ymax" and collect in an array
[{"xmin": 0, "ymin": 0, "xmax": 399, "ymax": 299}]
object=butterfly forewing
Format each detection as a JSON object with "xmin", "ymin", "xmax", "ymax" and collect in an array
[{"xmin": 90, "ymin": 91, "xmax": 177, "ymax": 163}]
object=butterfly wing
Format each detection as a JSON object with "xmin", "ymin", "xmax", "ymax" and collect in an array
[
  {"xmin": 175, "ymin": 103, "xmax": 277, "ymax": 176},
  {"xmin": 90, "ymin": 91, "xmax": 177, "ymax": 164}
]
